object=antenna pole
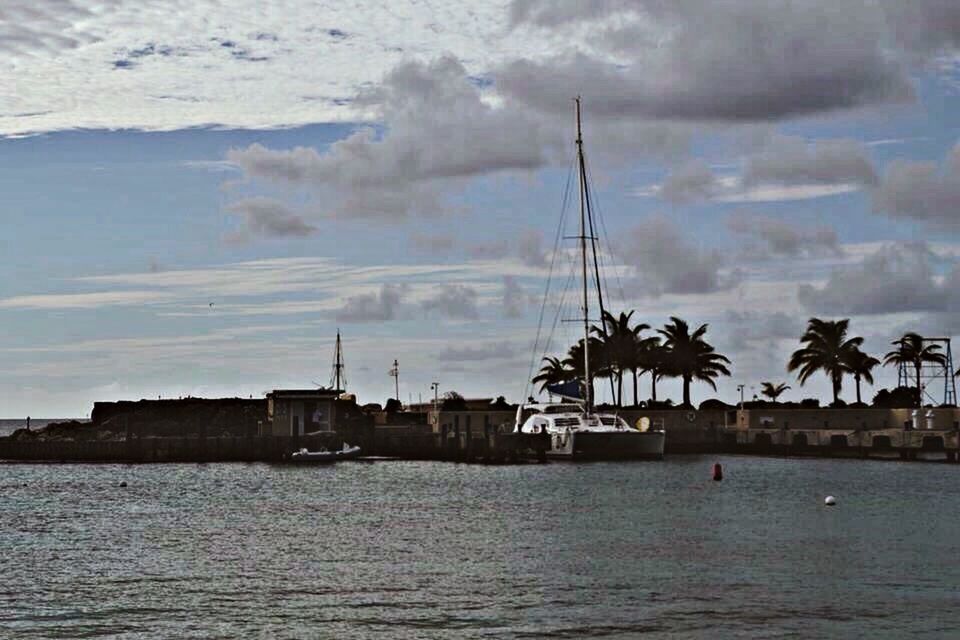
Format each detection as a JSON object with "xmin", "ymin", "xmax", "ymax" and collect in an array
[
  {"xmin": 393, "ymin": 359, "xmax": 400, "ymax": 402},
  {"xmin": 330, "ymin": 329, "xmax": 347, "ymax": 392},
  {"xmin": 575, "ymin": 97, "xmax": 592, "ymax": 412}
]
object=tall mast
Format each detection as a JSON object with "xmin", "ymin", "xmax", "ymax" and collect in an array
[
  {"xmin": 330, "ymin": 329, "xmax": 346, "ymax": 392},
  {"xmin": 575, "ymin": 97, "xmax": 592, "ymax": 412}
]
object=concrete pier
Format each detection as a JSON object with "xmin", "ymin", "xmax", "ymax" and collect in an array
[
  {"xmin": 722, "ymin": 427, "xmax": 960, "ymax": 461},
  {"xmin": 3, "ymin": 403, "xmax": 959, "ymax": 463}
]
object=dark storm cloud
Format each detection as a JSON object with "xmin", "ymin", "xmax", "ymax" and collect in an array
[
  {"xmin": 873, "ymin": 144, "xmax": 960, "ymax": 230},
  {"xmin": 727, "ymin": 212, "xmax": 842, "ymax": 259},
  {"xmin": 797, "ymin": 243, "xmax": 960, "ymax": 315},
  {"xmin": 226, "ymin": 197, "xmax": 316, "ymax": 237},
  {"xmin": 500, "ymin": 0, "xmax": 960, "ymax": 122},
  {"xmin": 620, "ymin": 215, "xmax": 739, "ymax": 296},
  {"xmin": 334, "ymin": 284, "xmax": 408, "ymax": 323}
]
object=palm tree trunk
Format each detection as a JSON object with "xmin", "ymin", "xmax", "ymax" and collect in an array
[
  {"xmin": 855, "ymin": 373, "xmax": 862, "ymax": 404},
  {"xmin": 832, "ymin": 371, "xmax": 840, "ymax": 405},
  {"xmin": 617, "ymin": 371, "xmax": 623, "ymax": 407},
  {"xmin": 915, "ymin": 363, "xmax": 922, "ymax": 407},
  {"xmin": 683, "ymin": 374, "xmax": 691, "ymax": 408},
  {"xmin": 651, "ymin": 372, "xmax": 657, "ymax": 402},
  {"xmin": 632, "ymin": 368, "xmax": 638, "ymax": 407}
]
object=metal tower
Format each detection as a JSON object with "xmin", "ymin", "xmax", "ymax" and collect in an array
[
  {"xmin": 896, "ymin": 337, "xmax": 956, "ymax": 406},
  {"xmin": 329, "ymin": 329, "xmax": 347, "ymax": 392}
]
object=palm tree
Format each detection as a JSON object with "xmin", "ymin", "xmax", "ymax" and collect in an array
[
  {"xmin": 531, "ymin": 356, "xmax": 572, "ymax": 394},
  {"xmin": 636, "ymin": 339, "xmax": 666, "ymax": 403},
  {"xmin": 591, "ymin": 310, "xmax": 651, "ymax": 407},
  {"xmin": 559, "ymin": 337, "xmax": 604, "ymax": 400},
  {"xmin": 788, "ymin": 318, "xmax": 863, "ymax": 405},
  {"xmin": 658, "ymin": 317, "xmax": 732, "ymax": 408},
  {"xmin": 843, "ymin": 348, "xmax": 880, "ymax": 405},
  {"xmin": 883, "ymin": 333, "xmax": 947, "ymax": 407},
  {"xmin": 760, "ymin": 382, "xmax": 790, "ymax": 402},
  {"xmin": 628, "ymin": 335, "xmax": 661, "ymax": 406}
]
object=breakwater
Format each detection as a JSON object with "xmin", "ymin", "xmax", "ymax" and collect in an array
[{"xmin": 3, "ymin": 400, "xmax": 959, "ymax": 463}]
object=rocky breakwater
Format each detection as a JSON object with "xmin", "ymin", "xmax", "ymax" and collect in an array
[{"xmin": 5, "ymin": 398, "xmax": 267, "ymax": 443}]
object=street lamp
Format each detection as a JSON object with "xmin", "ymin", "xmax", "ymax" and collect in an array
[
  {"xmin": 737, "ymin": 384, "xmax": 745, "ymax": 409},
  {"xmin": 430, "ymin": 382, "xmax": 439, "ymax": 426}
]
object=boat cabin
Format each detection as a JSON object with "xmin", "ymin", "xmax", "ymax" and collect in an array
[{"xmin": 515, "ymin": 403, "xmax": 632, "ymax": 432}]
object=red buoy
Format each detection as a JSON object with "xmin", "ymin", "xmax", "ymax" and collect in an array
[{"xmin": 712, "ymin": 463, "xmax": 723, "ymax": 481}]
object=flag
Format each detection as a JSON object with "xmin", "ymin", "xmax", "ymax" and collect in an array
[{"xmin": 546, "ymin": 380, "xmax": 583, "ymax": 400}]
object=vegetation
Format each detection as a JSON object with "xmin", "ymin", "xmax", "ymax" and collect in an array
[
  {"xmin": 531, "ymin": 312, "xmax": 951, "ymax": 409},
  {"xmin": 532, "ymin": 313, "xmax": 730, "ymax": 408},
  {"xmin": 788, "ymin": 318, "xmax": 864, "ymax": 405},
  {"xmin": 591, "ymin": 310, "xmax": 658, "ymax": 407},
  {"xmin": 532, "ymin": 356, "xmax": 569, "ymax": 393},
  {"xmin": 843, "ymin": 348, "xmax": 880, "ymax": 405},
  {"xmin": 760, "ymin": 382, "xmax": 790, "ymax": 402},
  {"xmin": 872, "ymin": 386, "xmax": 921, "ymax": 408},
  {"xmin": 439, "ymin": 391, "xmax": 467, "ymax": 411},
  {"xmin": 883, "ymin": 333, "xmax": 947, "ymax": 408},
  {"xmin": 656, "ymin": 317, "xmax": 731, "ymax": 408}
]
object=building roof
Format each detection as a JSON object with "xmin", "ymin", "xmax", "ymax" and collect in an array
[{"xmin": 268, "ymin": 389, "xmax": 342, "ymax": 400}]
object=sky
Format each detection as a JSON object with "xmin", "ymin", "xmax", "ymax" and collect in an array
[{"xmin": 2, "ymin": 0, "xmax": 960, "ymax": 417}]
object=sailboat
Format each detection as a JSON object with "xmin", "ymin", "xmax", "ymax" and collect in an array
[{"xmin": 513, "ymin": 98, "xmax": 665, "ymax": 460}]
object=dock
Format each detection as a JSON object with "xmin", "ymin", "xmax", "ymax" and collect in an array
[{"xmin": 2, "ymin": 400, "xmax": 959, "ymax": 463}]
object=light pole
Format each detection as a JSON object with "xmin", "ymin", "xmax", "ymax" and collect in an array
[
  {"xmin": 431, "ymin": 382, "xmax": 439, "ymax": 427},
  {"xmin": 737, "ymin": 384, "xmax": 745, "ymax": 408},
  {"xmin": 389, "ymin": 359, "xmax": 399, "ymax": 403}
]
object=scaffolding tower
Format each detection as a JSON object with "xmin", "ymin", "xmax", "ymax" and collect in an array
[{"xmin": 897, "ymin": 337, "xmax": 956, "ymax": 406}]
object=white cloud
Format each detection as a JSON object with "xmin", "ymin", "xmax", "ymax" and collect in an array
[
  {"xmin": 644, "ymin": 136, "xmax": 875, "ymax": 204},
  {"xmin": 798, "ymin": 242, "xmax": 960, "ymax": 315},
  {"xmin": 618, "ymin": 215, "xmax": 739, "ymax": 297},
  {"xmin": 334, "ymin": 284, "xmax": 408, "ymax": 323},
  {"xmin": 873, "ymin": 143, "xmax": 960, "ymax": 229},
  {"xmin": 727, "ymin": 212, "xmax": 843, "ymax": 259},
  {"xmin": 226, "ymin": 56, "xmax": 555, "ymax": 219},
  {"xmin": 226, "ymin": 197, "xmax": 317, "ymax": 239},
  {"xmin": 0, "ymin": 290, "xmax": 173, "ymax": 310},
  {"xmin": 0, "ymin": 1, "xmax": 547, "ymax": 136},
  {"xmin": 422, "ymin": 284, "xmax": 480, "ymax": 319}
]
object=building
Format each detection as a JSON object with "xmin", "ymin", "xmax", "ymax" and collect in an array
[{"xmin": 266, "ymin": 389, "xmax": 341, "ymax": 436}]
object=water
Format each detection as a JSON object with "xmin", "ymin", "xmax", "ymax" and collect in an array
[{"xmin": 1, "ymin": 456, "xmax": 958, "ymax": 638}]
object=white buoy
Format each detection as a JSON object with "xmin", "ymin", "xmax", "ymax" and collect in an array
[{"xmin": 824, "ymin": 495, "xmax": 836, "ymax": 506}]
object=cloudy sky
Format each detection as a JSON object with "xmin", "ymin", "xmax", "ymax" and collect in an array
[{"xmin": 3, "ymin": 0, "xmax": 960, "ymax": 416}]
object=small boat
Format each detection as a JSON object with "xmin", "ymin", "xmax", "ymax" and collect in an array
[{"xmin": 289, "ymin": 442, "xmax": 362, "ymax": 464}]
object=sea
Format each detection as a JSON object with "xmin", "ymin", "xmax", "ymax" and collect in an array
[{"xmin": 1, "ymin": 456, "xmax": 958, "ymax": 638}]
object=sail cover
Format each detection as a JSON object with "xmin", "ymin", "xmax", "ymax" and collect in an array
[{"xmin": 546, "ymin": 381, "xmax": 583, "ymax": 400}]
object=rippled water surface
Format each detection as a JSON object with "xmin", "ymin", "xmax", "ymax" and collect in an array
[{"xmin": 2, "ymin": 456, "xmax": 959, "ymax": 638}]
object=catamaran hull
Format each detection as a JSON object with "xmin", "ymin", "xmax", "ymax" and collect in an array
[{"xmin": 547, "ymin": 431, "xmax": 665, "ymax": 460}]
